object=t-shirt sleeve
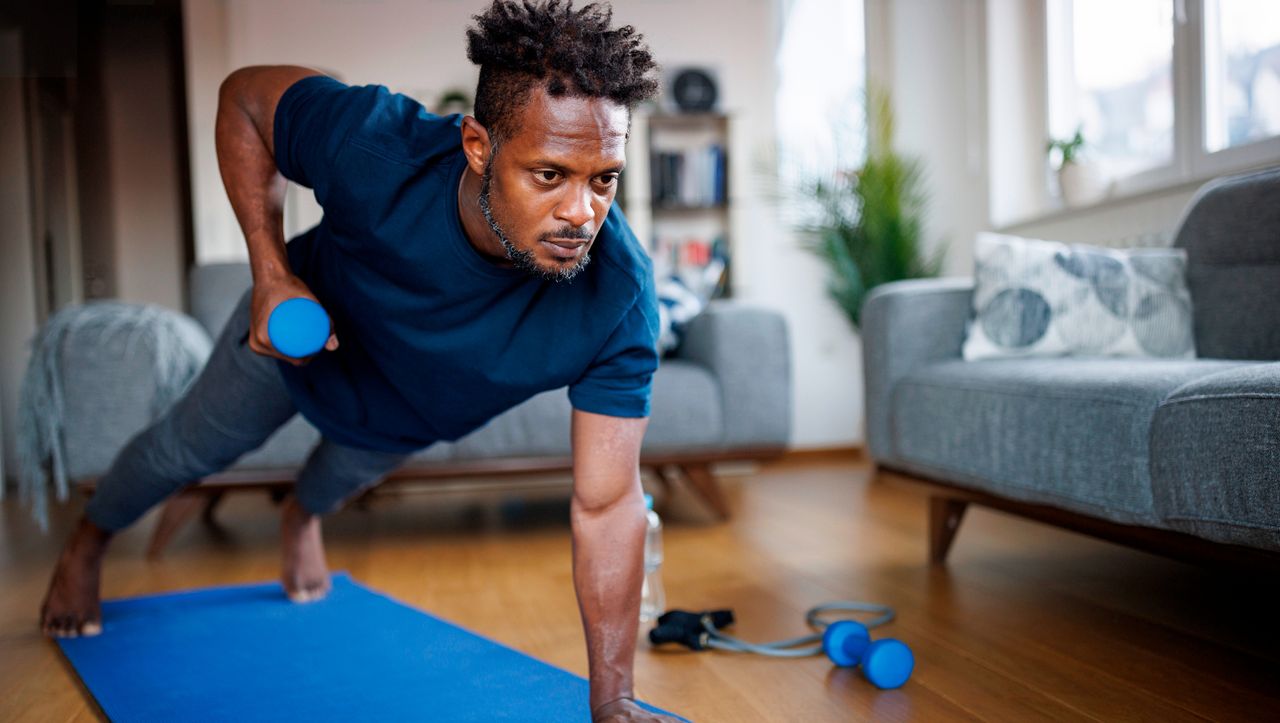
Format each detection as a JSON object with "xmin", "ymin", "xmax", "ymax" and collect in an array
[
  {"xmin": 274, "ymin": 75, "xmax": 462, "ymax": 213},
  {"xmin": 272, "ymin": 75, "xmax": 386, "ymax": 205},
  {"xmin": 568, "ymin": 277, "xmax": 661, "ymax": 418}
]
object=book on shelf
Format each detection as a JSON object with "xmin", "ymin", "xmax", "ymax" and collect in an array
[
  {"xmin": 649, "ymin": 144, "xmax": 726, "ymax": 208},
  {"xmin": 650, "ymin": 234, "xmax": 729, "ymax": 300}
]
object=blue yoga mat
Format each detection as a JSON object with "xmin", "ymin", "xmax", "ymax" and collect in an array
[{"xmin": 57, "ymin": 573, "xmax": 690, "ymax": 722}]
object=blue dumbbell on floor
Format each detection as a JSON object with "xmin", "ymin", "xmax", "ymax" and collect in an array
[
  {"xmin": 267, "ymin": 298, "xmax": 331, "ymax": 358},
  {"xmin": 823, "ymin": 620, "xmax": 914, "ymax": 690}
]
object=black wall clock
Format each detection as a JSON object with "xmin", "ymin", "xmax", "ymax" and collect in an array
[{"xmin": 671, "ymin": 68, "xmax": 718, "ymax": 113}]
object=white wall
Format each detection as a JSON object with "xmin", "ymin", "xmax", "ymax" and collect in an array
[
  {"xmin": 101, "ymin": 14, "xmax": 187, "ymax": 309},
  {"xmin": 182, "ymin": 0, "xmax": 867, "ymax": 449},
  {"xmin": 867, "ymin": 0, "xmax": 990, "ymax": 277}
]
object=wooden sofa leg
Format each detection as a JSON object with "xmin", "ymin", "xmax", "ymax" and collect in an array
[
  {"xmin": 679, "ymin": 463, "xmax": 731, "ymax": 520},
  {"xmin": 147, "ymin": 489, "xmax": 206, "ymax": 559},
  {"xmin": 929, "ymin": 496, "xmax": 969, "ymax": 565}
]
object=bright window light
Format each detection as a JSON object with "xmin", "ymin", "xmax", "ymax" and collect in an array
[
  {"xmin": 775, "ymin": 0, "xmax": 866, "ymax": 184},
  {"xmin": 1203, "ymin": 0, "xmax": 1280, "ymax": 152},
  {"xmin": 1047, "ymin": 0, "xmax": 1174, "ymax": 181}
]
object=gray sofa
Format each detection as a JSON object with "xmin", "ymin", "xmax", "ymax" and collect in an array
[
  {"xmin": 863, "ymin": 167, "xmax": 1280, "ymax": 561},
  {"xmin": 43, "ymin": 261, "xmax": 790, "ymax": 549}
]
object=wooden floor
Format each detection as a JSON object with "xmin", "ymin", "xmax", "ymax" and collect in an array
[{"xmin": 2, "ymin": 455, "xmax": 1279, "ymax": 722}]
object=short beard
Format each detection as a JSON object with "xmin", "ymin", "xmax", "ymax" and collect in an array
[{"xmin": 478, "ymin": 154, "xmax": 592, "ymax": 283}]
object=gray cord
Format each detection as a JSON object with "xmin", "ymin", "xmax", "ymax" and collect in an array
[{"xmin": 700, "ymin": 601, "xmax": 894, "ymax": 658}]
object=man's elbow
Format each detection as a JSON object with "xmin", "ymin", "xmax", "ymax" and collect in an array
[
  {"xmin": 218, "ymin": 65, "xmax": 316, "ymax": 117},
  {"xmin": 217, "ymin": 67, "xmax": 257, "ymax": 109},
  {"xmin": 570, "ymin": 472, "xmax": 644, "ymax": 520}
]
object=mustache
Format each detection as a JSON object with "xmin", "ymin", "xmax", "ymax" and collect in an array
[{"xmin": 539, "ymin": 227, "xmax": 593, "ymax": 242}]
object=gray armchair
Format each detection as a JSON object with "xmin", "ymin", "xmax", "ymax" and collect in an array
[{"xmin": 27, "ymin": 262, "xmax": 791, "ymax": 552}]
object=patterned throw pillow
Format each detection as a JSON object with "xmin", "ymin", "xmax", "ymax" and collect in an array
[
  {"xmin": 656, "ymin": 276, "xmax": 704, "ymax": 355},
  {"xmin": 656, "ymin": 258, "xmax": 727, "ymax": 357},
  {"xmin": 962, "ymin": 232, "xmax": 1196, "ymax": 360}
]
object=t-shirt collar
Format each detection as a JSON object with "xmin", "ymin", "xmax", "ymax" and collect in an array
[{"xmin": 447, "ymin": 152, "xmax": 530, "ymax": 281}]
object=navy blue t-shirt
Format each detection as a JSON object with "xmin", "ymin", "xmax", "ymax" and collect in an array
[{"xmin": 271, "ymin": 76, "xmax": 659, "ymax": 453}]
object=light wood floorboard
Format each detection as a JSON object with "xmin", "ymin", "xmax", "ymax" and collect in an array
[{"xmin": 1, "ymin": 456, "xmax": 1278, "ymax": 721}]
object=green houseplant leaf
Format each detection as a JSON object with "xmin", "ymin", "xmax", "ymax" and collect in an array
[{"xmin": 797, "ymin": 86, "xmax": 943, "ymax": 330}]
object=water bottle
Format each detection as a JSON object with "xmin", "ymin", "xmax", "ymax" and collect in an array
[{"xmin": 640, "ymin": 493, "xmax": 666, "ymax": 624}]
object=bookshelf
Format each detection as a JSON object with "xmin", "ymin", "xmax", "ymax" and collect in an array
[{"xmin": 621, "ymin": 111, "xmax": 732, "ymax": 299}]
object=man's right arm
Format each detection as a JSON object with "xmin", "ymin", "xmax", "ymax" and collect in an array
[{"xmin": 215, "ymin": 65, "xmax": 337, "ymax": 364}]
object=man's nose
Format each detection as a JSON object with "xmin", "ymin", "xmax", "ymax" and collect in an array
[{"xmin": 555, "ymin": 183, "xmax": 594, "ymax": 229}]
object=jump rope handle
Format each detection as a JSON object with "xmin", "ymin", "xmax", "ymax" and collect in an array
[{"xmin": 267, "ymin": 298, "xmax": 331, "ymax": 358}]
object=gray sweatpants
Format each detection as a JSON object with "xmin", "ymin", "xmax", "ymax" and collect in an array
[{"xmin": 84, "ymin": 289, "xmax": 412, "ymax": 532}]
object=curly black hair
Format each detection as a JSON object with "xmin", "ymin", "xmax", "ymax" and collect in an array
[{"xmin": 466, "ymin": 0, "xmax": 659, "ymax": 144}]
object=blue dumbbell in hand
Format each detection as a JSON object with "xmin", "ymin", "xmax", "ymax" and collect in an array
[
  {"xmin": 267, "ymin": 298, "xmax": 332, "ymax": 359},
  {"xmin": 823, "ymin": 620, "xmax": 914, "ymax": 690}
]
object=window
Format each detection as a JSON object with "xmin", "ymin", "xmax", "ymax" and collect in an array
[
  {"xmin": 1047, "ymin": 0, "xmax": 1174, "ymax": 182},
  {"xmin": 775, "ymin": 0, "xmax": 866, "ymax": 185},
  {"xmin": 1203, "ymin": 0, "xmax": 1280, "ymax": 153},
  {"xmin": 1041, "ymin": 0, "xmax": 1280, "ymax": 200}
]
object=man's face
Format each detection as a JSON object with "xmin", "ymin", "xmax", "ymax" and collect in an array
[{"xmin": 478, "ymin": 86, "xmax": 629, "ymax": 282}]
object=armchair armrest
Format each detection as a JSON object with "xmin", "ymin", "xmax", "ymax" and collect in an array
[
  {"xmin": 673, "ymin": 300, "xmax": 791, "ymax": 448},
  {"xmin": 17, "ymin": 301, "xmax": 212, "ymax": 524},
  {"xmin": 861, "ymin": 278, "xmax": 973, "ymax": 462}
]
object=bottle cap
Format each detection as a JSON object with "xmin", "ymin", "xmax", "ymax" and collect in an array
[{"xmin": 643, "ymin": 493, "xmax": 654, "ymax": 510}]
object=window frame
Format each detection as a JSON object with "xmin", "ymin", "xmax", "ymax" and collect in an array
[{"xmin": 1044, "ymin": 0, "xmax": 1280, "ymax": 203}]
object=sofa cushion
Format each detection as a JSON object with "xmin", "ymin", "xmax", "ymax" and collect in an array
[
  {"xmin": 231, "ymin": 415, "xmax": 320, "ymax": 470},
  {"xmin": 1174, "ymin": 166, "xmax": 1280, "ymax": 360},
  {"xmin": 59, "ymin": 306, "xmax": 213, "ymax": 483},
  {"xmin": 1150, "ymin": 363, "xmax": 1280, "ymax": 551},
  {"xmin": 890, "ymin": 358, "xmax": 1249, "ymax": 525},
  {"xmin": 419, "ymin": 359, "xmax": 722, "ymax": 461},
  {"xmin": 221, "ymin": 358, "xmax": 722, "ymax": 475},
  {"xmin": 190, "ymin": 262, "xmax": 253, "ymax": 337},
  {"xmin": 644, "ymin": 359, "xmax": 723, "ymax": 449}
]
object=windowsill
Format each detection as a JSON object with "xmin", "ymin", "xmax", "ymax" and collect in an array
[
  {"xmin": 993, "ymin": 179, "xmax": 1201, "ymax": 231},
  {"xmin": 994, "ymin": 157, "xmax": 1280, "ymax": 232}
]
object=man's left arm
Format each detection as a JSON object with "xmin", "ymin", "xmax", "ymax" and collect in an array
[{"xmin": 570, "ymin": 409, "xmax": 678, "ymax": 722}]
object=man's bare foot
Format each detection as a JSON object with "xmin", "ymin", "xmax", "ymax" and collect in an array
[
  {"xmin": 281, "ymin": 495, "xmax": 331, "ymax": 603},
  {"xmin": 40, "ymin": 517, "xmax": 112, "ymax": 638}
]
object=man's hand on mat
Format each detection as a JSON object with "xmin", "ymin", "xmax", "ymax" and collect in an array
[
  {"xmin": 591, "ymin": 697, "xmax": 683, "ymax": 722},
  {"xmin": 40, "ymin": 517, "xmax": 112, "ymax": 638},
  {"xmin": 250, "ymin": 273, "xmax": 338, "ymax": 366}
]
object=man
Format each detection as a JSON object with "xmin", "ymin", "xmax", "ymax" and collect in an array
[{"xmin": 40, "ymin": 2, "xmax": 681, "ymax": 720}]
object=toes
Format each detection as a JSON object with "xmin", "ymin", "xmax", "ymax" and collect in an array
[
  {"xmin": 42, "ymin": 613, "xmax": 100, "ymax": 638},
  {"xmin": 47, "ymin": 616, "xmax": 72, "ymax": 638},
  {"xmin": 286, "ymin": 585, "xmax": 329, "ymax": 604}
]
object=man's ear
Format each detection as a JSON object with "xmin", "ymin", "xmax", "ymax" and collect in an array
[{"xmin": 460, "ymin": 116, "xmax": 492, "ymax": 176}]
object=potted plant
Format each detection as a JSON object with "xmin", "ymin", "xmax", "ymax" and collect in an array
[
  {"xmin": 435, "ymin": 88, "xmax": 473, "ymax": 116},
  {"xmin": 1047, "ymin": 127, "xmax": 1105, "ymax": 207},
  {"xmin": 797, "ymin": 87, "xmax": 944, "ymax": 330}
]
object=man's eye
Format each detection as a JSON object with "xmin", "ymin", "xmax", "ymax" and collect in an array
[
  {"xmin": 598, "ymin": 174, "xmax": 619, "ymax": 186},
  {"xmin": 536, "ymin": 170, "xmax": 561, "ymax": 183}
]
